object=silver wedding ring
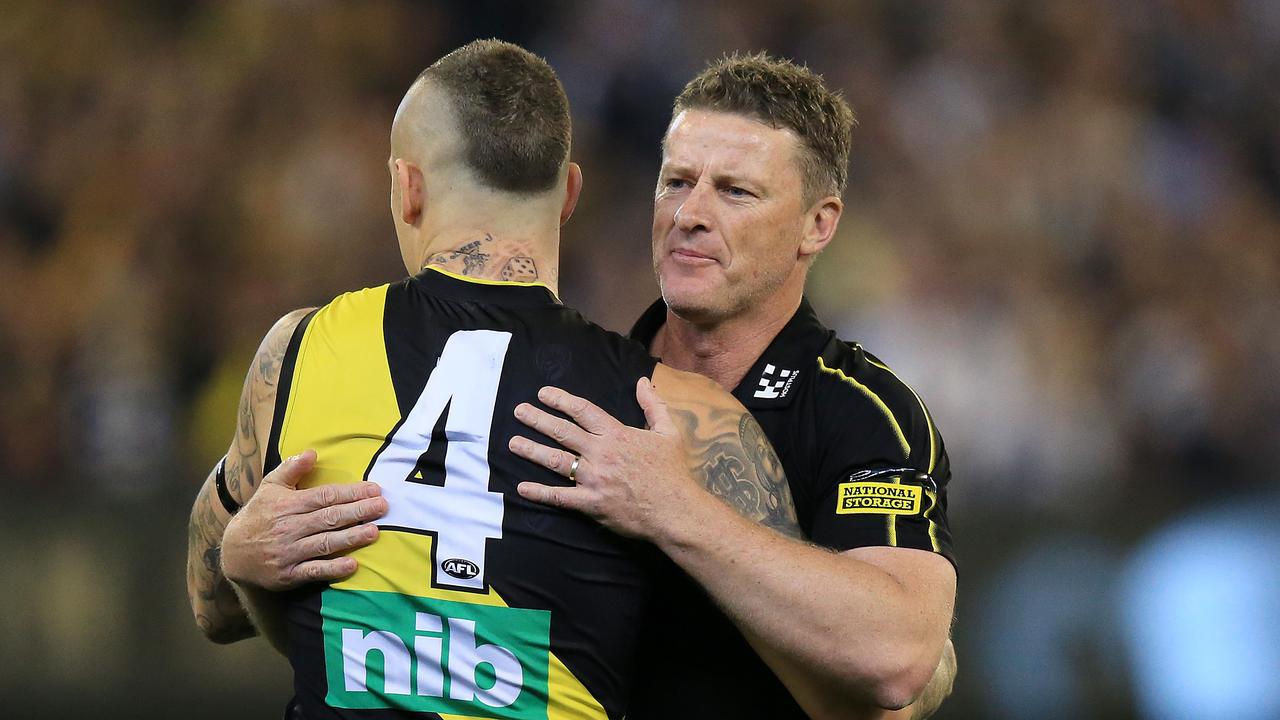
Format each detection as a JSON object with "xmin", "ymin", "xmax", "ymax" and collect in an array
[{"xmin": 567, "ymin": 456, "xmax": 581, "ymax": 482}]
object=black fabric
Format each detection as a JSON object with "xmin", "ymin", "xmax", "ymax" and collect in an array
[{"xmin": 627, "ymin": 297, "xmax": 955, "ymax": 719}]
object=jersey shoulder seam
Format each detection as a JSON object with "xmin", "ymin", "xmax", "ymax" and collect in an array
[{"xmin": 813, "ymin": 341, "xmax": 939, "ymax": 473}]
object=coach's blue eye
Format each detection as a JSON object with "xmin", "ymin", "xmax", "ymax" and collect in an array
[
  {"xmin": 665, "ymin": 178, "xmax": 688, "ymax": 190},
  {"xmin": 726, "ymin": 186, "xmax": 749, "ymax": 198}
]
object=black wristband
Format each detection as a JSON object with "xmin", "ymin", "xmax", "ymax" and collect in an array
[{"xmin": 214, "ymin": 455, "xmax": 241, "ymax": 514}]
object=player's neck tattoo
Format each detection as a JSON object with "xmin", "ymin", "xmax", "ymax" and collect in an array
[
  {"xmin": 426, "ymin": 236, "xmax": 493, "ymax": 276},
  {"xmin": 424, "ymin": 234, "xmax": 540, "ymax": 283}
]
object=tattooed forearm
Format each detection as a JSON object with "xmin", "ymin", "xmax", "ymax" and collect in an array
[
  {"xmin": 668, "ymin": 405, "xmax": 803, "ymax": 540},
  {"xmin": 231, "ymin": 414, "xmax": 256, "ymax": 494},
  {"xmin": 186, "ymin": 478, "xmax": 255, "ymax": 643},
  {"xmin": 186, "ymin": 309, "xmax": 304, "ymax": 642}
]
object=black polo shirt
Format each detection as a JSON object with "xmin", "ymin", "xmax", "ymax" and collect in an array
[{"xmin": 626, "ymin": 297, "xmax": 955, "ymax": 719}]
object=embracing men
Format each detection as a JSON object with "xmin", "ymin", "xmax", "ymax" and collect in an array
[{"xmin": 187, "ymin": 39, "xmax": 956, "ymax": 720}]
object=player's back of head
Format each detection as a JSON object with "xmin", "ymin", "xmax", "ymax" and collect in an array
[{"xmin": 404, "ymin": 39, "xmax": 571, "ymax": 195}]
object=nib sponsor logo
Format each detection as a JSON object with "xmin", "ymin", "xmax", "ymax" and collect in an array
[
  {"xmin": 754, "ymin": 364, "xmax": 798, "ymax": 399},
  {"xmin": 323, "ymin": 589, "xmax": 551, "ymax": 719}
]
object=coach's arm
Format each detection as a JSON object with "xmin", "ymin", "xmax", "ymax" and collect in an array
[
  {"xmin": 903, "ymin": 638, "xmax": 956, "ymax": 720},
  {"xmin": 511, "ymin": 364, "xmax": 956, "ymax": 718}
]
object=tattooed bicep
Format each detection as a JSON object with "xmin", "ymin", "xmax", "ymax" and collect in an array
[
  {"xmin": 667, "ymin": 392, "xmax": 803, "ymax": 540},
  {"xmin": 229, "ymin": 308, "xmax": 312, "ymax": 500}
]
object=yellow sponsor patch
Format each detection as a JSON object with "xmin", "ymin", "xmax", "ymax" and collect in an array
[{"xmin": 836, "ymin": 482, "xmax": 922, "ymax": 515}]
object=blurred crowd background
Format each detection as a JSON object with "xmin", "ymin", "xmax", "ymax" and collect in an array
[{"xmin": 1, "ymin": 1, "xmax": 1277, "ymax": 718}]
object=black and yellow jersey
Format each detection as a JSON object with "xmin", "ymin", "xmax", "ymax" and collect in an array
[
  {"xmin": 265, "ymin": 267, "xmax": 658, "ymax": 720},
  {"xmin": 626, "ymin": 297, "xmax": 955, "ymax": 719}
]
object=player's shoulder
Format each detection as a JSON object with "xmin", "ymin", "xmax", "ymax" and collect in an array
[
  {"xmin": 311, "ymin": 282, "xmax": 395, "ymax": 323},
  {"xmin": 263, "ymin": 307, "xmax": 317, "ymax": 344},
  {"xmin": 528, "ymin": 306, "xmax": 658, "ymax": 431},
  {"xmin": 285, "ymin": 282, "xmax": 398, "ymax": 350},
  {"xmin": 253, "ymin": 306, "xmax": 321, "ymax": 373},
  {"xmin": 549, "ymin": 304, "xmax": 657, "ymax": 366},
  {"xmin": 810, "ymin": 337, "xmax": 943, "ymax": 472}
]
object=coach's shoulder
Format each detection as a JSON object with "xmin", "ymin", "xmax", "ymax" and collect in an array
[{"xmin": 813, "ymin": 339, "xmax": 944, "ymax": 473}]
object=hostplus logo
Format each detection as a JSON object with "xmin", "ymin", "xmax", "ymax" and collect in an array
[
  {"xmin": 754, "ymin": 364, "xmax": 798, "ymax": 399},
  {"xmin": 322, "ymin": 589, "xmax": 551, "ymax": 718}
]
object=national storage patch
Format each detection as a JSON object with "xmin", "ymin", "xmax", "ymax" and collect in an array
[{"xmin": 836, "ymin": 481, "xmax": 921, "ymax": 515}]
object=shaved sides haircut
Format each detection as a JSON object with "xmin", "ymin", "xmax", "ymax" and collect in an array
[{"xmin": 420, "ymin": 39, "xmax": 571, "ymax": 193}]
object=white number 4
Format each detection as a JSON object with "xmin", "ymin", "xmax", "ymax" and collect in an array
[{"xmin": 367, "ymin": 330, "xmax": 512, "ymax": 591}]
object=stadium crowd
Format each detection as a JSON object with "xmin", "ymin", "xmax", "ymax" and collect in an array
[{"xmin": 1, "ymin": 2, "xmax": 1276, "ymax": 718}]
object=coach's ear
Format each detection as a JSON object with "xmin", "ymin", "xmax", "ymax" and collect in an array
[
  {"xmin": 395, "ymin": 158, "xmax": 426, "ymax": 226},
  {"xmin": 560, "ymin": 162, "xmax": 582, "ymax": 226},
  {"xmin": 799, "ymin": 195, "xmax": 842, "ymax": 259}
]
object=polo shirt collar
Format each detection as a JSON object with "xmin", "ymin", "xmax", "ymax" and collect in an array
[{"xmin": 628, "ymin": 297, "xmax": 833, "ymax": 409}]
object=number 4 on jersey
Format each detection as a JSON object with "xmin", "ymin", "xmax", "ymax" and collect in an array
[{"xmin": 366, "ymin": 330, "xmax": 512, "ymax": 592}]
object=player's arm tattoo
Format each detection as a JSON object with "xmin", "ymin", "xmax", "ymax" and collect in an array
[
  {"xmin": 186, "ymin": 474, "xmax": 256, "ymax": 642},
  {"xmin": 426, "ymin": 234, "xmax": 540, "ymax": 283},
  {"xmin": 186, "ymin": 310, "xmax": 303, "ymax": 642},
  {"xmin": 668, "ymin": 404, "xmax": 804, "ymax": 540}
]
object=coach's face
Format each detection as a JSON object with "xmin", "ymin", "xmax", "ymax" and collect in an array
[{"xmin": 653, "ymin": 109, "xmax": 824, "ymax": 324}]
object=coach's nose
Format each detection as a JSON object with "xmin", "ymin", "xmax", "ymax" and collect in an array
[{"xmin": 674, "ymin": 181, "xmax": 714, "ymax": 234}]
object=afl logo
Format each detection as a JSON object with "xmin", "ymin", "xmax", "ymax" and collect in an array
[{"xmin": 441, "ymin": 558, "xmax": 479, "ymax": 580}]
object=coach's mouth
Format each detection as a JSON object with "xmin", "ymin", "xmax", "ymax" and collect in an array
[{"xmin": 669, "ymin": 248, "xmax": 719, "ymax": 266}]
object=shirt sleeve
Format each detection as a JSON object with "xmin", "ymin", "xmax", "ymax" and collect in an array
[{"xmin": 804, "ymin": 357, "xmax": 956, "ymax": 569}]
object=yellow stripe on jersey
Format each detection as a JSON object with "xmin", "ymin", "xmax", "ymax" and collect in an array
[
  {"xmin": 277, "ymin": 283, "xmax": 605, "ymax": 719},
  {"xmin": 888, "ymin": 475, "xmax": 900, "ymax": 547},
  {"xmin": 332, "ymin": 531, "xmax": 504, "ymax": 605},
  {"xmin": 546, "ymin": 656, "xmax": 607, "ymax": 720},
  {"xmin": 422, "ymin": 264, "xmax": 559, "ymax": 300},
  {"xmin": 817, "ymin": 356, "xmax": 911, "ymax": 459},
  {"xmin": 923, "ymin": 489, "xmax": 941, "ymax": 553},
  {"xmin": 865, "ymin": 356, "xmax": 938, "ymax": 474}
]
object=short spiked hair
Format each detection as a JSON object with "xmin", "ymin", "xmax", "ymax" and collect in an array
[{"xmin": 674, "ymin": 53, "xmax": 855, "ymax": 202}]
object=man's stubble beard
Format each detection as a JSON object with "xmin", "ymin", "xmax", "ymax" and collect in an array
[{"xmin": 659, "ymin": 261, "xmax": 792, "ymax": 329}]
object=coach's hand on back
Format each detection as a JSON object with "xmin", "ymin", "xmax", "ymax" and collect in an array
[
  {"xmin": 221, "ymin": 450, "xmax": 388, "ymax": 591},
  {"xmin": 510, "ymin": 378, "xmax": 704, "ymax": 541}
]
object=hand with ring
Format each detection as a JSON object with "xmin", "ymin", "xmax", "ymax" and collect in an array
[{"xmin": 508, "ymin": 378, "xmax": 703, "ymax": 541}]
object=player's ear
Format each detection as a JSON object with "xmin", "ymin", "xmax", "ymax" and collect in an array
[
  {"xmin": 560, "ymin": 162, "xmax": 583, "ymax": 226},
  {"xmin": 395, "ymin": 159, "xmax": 426, "ymax": 225},
  {"xmin": 799, "ymin": 195, "xmax": 842, "ymax": 258}
]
